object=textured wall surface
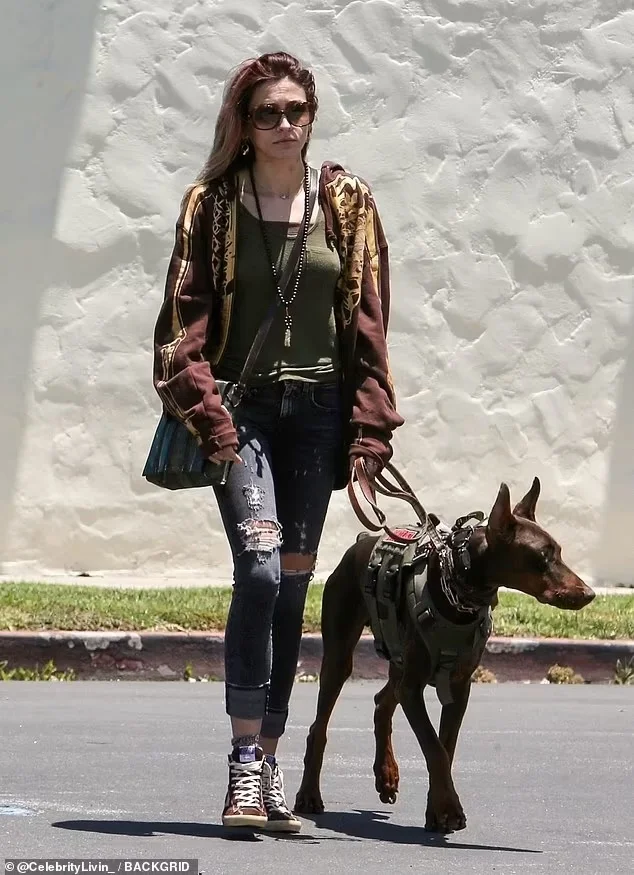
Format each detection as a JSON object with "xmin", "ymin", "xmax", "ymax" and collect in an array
[{"xmin": 2, "ymin": 0, "xmax": 633, "ymax": 583}]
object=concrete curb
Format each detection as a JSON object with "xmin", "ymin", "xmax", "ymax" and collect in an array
[{"xmin": 0, "ymin": 631, "xmax": 632, "ymax": 683}]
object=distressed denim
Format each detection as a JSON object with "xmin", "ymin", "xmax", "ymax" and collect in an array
[{"xmin": 214, "ymin": 380, "xmax": 342, "ymax": 738}]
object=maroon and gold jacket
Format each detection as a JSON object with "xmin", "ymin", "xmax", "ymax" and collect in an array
[{"xmin": 153, "ymin": 161, "xmax": 404, "ymax": 489}]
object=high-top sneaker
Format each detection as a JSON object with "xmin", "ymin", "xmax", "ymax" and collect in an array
[
  {"xmin": 221, "ymin": 744, "xmax": 267, "ymax": 828},
  {"xmin": 261, "ymin": 755, "xmax": 302, "ymax": 833}
]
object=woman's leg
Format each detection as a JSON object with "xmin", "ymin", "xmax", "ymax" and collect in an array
[
  {"xmin": 261, "ymin": 381, "xmax": 343, "ymax": 748},
  {"xmin": 213, "ymin": 405, "xmax": 282, "ymax": 827},
  {"xmin": 254, "ymin": 381, "xmax": 341, "ymax": 831},
  {"xmin": 216, "ymin": 421, "xmax": 281, "ymax": 735}
]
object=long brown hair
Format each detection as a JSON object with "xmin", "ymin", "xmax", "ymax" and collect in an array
[{"xmin": 195, "ymin": 52, "xmax": 318, "ymax": 186}]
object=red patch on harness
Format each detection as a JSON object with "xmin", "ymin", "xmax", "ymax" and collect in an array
[{"xmin": 385, "ymin": 527, "xmax": 421, "ymax": 543}]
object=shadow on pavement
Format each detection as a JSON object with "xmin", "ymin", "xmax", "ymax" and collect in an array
[
  {"xmin": 53, "ymin": 820, "xmax": 263, "ymax": 842},
  {"xmin": 53, "ymin": 810, "xmax": 541, "ymax": 852},
  {"xmin": 53, "ymin": 819, "xmax": 344, "ymax": 844},
  {"xmin": 298, "ymin": 809, "xmax": 542, "ymax": 852}
]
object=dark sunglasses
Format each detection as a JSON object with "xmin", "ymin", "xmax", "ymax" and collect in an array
[{"xmin": 247, "ymin": 100, "xmax": 315, "ymax": 130}]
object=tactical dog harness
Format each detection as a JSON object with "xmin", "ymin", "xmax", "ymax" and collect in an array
[{"xmin": 362, "ymin": 518, "xmax": 492, "ymax": 706}]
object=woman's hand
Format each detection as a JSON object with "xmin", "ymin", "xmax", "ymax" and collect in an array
[{"xmin": 209, "ymin": 447, "xmax": 243, "ymax": 464}]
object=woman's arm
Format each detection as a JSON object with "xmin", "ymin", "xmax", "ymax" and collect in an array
[
  {"xmin": 153, "ymin": 185, "xmax": 238, "ymax": 458},
  {"xmin": 348, "ymin": 184, "xmax": 404, "ymax": 470}
]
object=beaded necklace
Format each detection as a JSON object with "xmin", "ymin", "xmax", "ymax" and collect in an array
[{"xmin": 248, "ymin": 163, "xmax": 311, "ymax": 348}]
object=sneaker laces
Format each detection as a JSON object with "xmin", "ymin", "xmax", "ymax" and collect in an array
[
  {"xmin": 229, "ymin": 761, "xmax": 263, "ymax": 809},
  {"xmin": 262, "ymin": 762, "xmax": 291, "ymax": 812}
]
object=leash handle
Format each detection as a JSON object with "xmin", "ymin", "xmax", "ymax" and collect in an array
[
  {"xmin": 347, "ymin": 478, "xmax": 384, "ymax": 534},
  {"xmin": 347, "ymin": 458, "xmax": 386, "ymax": 532}
]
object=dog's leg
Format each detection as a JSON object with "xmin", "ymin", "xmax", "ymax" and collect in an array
[
  {"xmin": 373, "ymin": 662, "xmax": 401, "ymax": 804},
  {"xmin": 293, "ymin": 608, "xmax": 366, "ymax": 814},
  {"xmin": 438, "ymin": 678, "xmax": 471, "ymax": 767},
  {"xmin": 398, "ymin": 642, "xmax": 467, "ymax": 833},
  {"xmin": 294, "ymin": 545, "xmax": 368, "ymax": 814}
]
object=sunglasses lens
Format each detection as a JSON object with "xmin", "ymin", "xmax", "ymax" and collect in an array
[
  {"xmin": 287, "ymin": 103, "xmax": 312, "ymax": 125},
  {"xmin": 252, "ymin": 107, "xmax": 280, "ymax": 129}
]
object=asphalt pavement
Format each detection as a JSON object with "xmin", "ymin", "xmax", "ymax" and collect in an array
[{"xmin": 0, "ymin": 682, "xmax": 632, "ymax": 874}]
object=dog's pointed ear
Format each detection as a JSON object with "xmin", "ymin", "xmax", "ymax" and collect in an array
[
  {"xmin": 487, "ymin": 483, "xmax": 515, "ymax": 545},
  {"xmin": 512, "ymin": 477, "xmax": 540, "ymax": 521}
]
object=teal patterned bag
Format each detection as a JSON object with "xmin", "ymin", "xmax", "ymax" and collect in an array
[{"xmin": 142, "ymin": 381, "xmax": 235, "ymax": 489}]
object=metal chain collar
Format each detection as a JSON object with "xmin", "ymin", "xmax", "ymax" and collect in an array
[{"xmin": 438, "ymin": 515, "xmax": 488, "ymax": 614}]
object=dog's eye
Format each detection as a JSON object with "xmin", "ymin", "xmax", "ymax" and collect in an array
[{"xmin": 532, "ymin": 551, "xmax": 551, "ymax": 571}]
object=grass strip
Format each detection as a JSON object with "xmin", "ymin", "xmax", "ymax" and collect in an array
[{"xmin": 0, "ymin": 583, "xmax": 632, "ymax": 639}]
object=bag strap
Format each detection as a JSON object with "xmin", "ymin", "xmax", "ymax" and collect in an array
[{"xmin": 227, "ymin": 165, "xmax": 319, "ymax": 405}]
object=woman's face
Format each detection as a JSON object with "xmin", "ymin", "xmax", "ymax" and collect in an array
[{"xmin": 245, "ymin": 77, "xmax": 312, "ymax": 163}]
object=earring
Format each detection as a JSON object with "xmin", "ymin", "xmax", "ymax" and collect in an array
[{"xmin": 241, "ymin": 139, "xmax": 250, "ymax": 156}]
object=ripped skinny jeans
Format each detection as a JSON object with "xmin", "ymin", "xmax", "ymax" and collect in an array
[{"xmin": 214, "ymin": 379, "xmax": 342, "ymax": 739}]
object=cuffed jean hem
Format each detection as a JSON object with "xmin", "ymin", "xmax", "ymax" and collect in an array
[
  {"xmin": 225, "ymin": 683, "xmax": 268, "ymax": 720},
  {"xmin": 261, "ymin": 708, "xmax": 288, "ymax": 740}
]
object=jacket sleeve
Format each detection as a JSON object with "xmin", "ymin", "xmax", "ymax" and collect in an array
[
  {"xmin": 152, "ymin": 185, "xmax": 238, "ymax": 457},
  {"xmin": 348, "ymin": 186, "xmax": 404, "ymax": 467}
]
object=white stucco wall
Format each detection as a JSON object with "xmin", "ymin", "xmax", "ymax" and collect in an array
[{"xmin": 2, "ymin": 0, "xmax": 633, "ymax": 584}]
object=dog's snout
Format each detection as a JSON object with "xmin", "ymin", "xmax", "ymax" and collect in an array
[
  {"xmin": 571, "ymin": 577, "xmax": 595, "ymax": 608},
  {"xmin": 580, "ymin": 585, "xmax": 595, "ymax": 607},
  {"xmin": 553, "ymin": 579, "xmax": 595, "ymax": 610}
]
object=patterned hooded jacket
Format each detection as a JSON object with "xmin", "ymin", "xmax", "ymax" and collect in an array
[{"xmin": 153, "ymin": 161, "xmax": 404, "ymax": 489}]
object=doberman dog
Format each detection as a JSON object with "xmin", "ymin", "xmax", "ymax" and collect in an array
[{"xmin": 294, "ymin": 478, "xmax": 595, "ymax": 833}]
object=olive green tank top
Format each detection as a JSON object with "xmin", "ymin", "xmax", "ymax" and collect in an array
[{"xmin": 217, "ymin": 202, "xmax": 342, "ymax": 384}]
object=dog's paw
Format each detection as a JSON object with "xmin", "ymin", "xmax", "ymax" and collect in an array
[
  {"xmin": 424, "ymin": 806, "xmax": 467, "ymax": 834},
  {"xmin": 375, "ymin": 767, "xmax": 399, "ymax": 805},
  {"xmin": 294, "ymin": 787, "xmax": 325, "ymax": 815},
  {"xmin": 425, "ymin": 792, "xmax": 467, "ymax": 834}
]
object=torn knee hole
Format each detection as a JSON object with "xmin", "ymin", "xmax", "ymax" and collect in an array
[
  {"xmin": 237, "ymin": 519, "xmax": 282, "ymax": 557},
  {"xmin": 281, "ymin": 552, "xmax": 316, "ymax": 576}
]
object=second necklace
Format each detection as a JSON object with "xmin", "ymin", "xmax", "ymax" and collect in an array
[{"xmin": 249, "ymin": 163, "xmax": 311, "ymax": 348}]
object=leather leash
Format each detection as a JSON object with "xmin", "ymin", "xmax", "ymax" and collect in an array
[{"xmin": 348, "ymin": 458, "xmax": 446, "ymax": 550}]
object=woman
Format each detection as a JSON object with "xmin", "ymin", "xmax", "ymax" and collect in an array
[{"xmin": 152, "ymin": 52, "xmax": 403, "ymax": 832}]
